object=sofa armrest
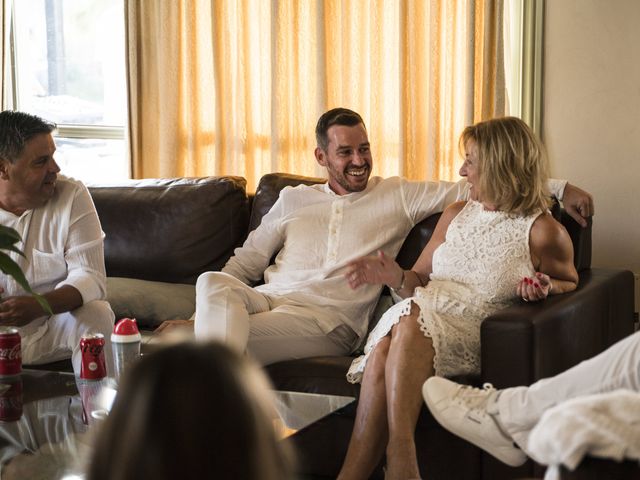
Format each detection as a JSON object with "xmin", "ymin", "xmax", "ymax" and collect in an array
[{"xmin": 480, "ymin": 268, "xmax": 635, "ymax": 389}]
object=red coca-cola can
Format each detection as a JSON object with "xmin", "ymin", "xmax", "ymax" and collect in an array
[
  {"xmin": 80, "ymin": 333, "xmax": 107, "ymax": 380},
  {"xmin": 0, "ymin": 376, "xmax": 23, "ymax": 422},
  {"xmin": 0, "ymin": 327, "xmax": 22, "ymax": 377}
]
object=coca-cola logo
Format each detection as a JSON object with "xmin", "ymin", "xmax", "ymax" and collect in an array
[
  {"xmin": 0, "ymin": 344, "xmax": 21, "ymax": 361},
  {"xmin": 81, "ymin": 344, "xmax": 104, "ymax": 355},
  {"xmin": 0, "ymin": 396, "xmax": 22, "ymax": 410}
]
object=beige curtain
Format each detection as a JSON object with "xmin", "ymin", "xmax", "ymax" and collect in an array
[
  {"xmin": 1, "ymin": 0, "xmax": 7, "ymax": 108},
  {"xmin": 126, "ymin": 0, "xmax": 505, "ymax": 191}
]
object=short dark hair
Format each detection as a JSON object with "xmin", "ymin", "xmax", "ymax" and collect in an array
[
  {"xmin": 0, "ymin": 110, "xmax": 56, "ymax": 163},
  {"xmin": 315, "ymin": 108, "xmax": 366, "ymax": 151}
]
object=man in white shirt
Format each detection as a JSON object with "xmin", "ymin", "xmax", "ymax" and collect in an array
[
  {"xmin": 0, "ymin": 111, "xmax": 114, "ymax": 375},
  {"xmin": 195, "ymin": 108, "xmax": 594, "ymax": 365}
]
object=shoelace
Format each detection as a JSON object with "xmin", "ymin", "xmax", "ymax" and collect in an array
[{"xmin": 452, "ymin": 382, "xmax": 496, "ymax": 415}]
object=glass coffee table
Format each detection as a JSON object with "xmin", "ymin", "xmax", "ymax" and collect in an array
[{"xmin": 0, "ymin": 369, "xmax": 355, "ymax": 479}]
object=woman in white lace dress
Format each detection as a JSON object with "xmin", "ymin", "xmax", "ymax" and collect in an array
[{"xmin": 336, "ymin": 117, "xmax": 579, "ymax": 480}]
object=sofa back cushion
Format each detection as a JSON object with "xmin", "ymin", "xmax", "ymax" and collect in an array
[{"xmin": 89, "ymin": 177, "xmax": 249, "ymax": 284}]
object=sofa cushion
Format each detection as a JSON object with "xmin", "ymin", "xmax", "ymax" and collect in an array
[
  {"xmin": 89, "ymin": 177, "xmax": 249, "ymax": 284},
  {"xmin": 107, "ymin": 277, "xmax": 195, "ymax": 329}
]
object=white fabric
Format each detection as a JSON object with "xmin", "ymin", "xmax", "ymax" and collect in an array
[
  {"xmin": 526, "ymin": 389, "xmax": 640, "ymax": 477},
  {"xmin": 0, "ymin": 176, "xmax": 114, "ymax": 372},
  {"xmin": 347, "ymin": 201, "xmax": 540, "ymax": 383},
  {"xmin": 219, "ymin": 177, "xmax": 470, "ymax": 340},
  {"xmin": 498, "ymin": 330, "xmax": 640, "ymax": 459},
  {"xmin": 21, "ymin": 301, "xmax": 114, "ymax": 373},
  {"xmin": 195, "ymin": 271, "xmax": 357, "ymax": 365},
  {"xmin": 548, "ymin": 178, "xmax": 567, "ymax": 201}
]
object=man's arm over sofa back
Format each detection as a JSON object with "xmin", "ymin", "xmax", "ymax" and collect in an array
[
  {"xmin": 249, "ymin": 173, "xmax": 592, "ymax": 272},
  {"xmin": 89, "ymin": 177, "xmax": 250, "ymax": 284}
]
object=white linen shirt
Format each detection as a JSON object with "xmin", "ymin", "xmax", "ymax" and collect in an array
[
  {"xmin": 224, "ymin": 176, "xmax": 568, "ymax": 339},
  {"xmin": 0, "ymin": 175, "xmax": 107, "ymax": 341}
]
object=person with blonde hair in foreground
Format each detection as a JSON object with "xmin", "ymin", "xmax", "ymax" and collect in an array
[
  {"xmin": 337, "ymin": 117, "xmax": 579, "ymax": 479},
  {"xmin": 88, "ymin": 342, "xmax": 294, "ymax": 480}
]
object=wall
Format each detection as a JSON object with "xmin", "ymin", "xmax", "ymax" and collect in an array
[{"xmin": 543, "ymin": 0, "xmax": 640, "ymax": 312}]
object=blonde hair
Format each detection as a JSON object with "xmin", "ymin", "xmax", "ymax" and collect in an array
[{"xmin": 460, "ymin": 116, "xmax": 551, "ymax": 216}]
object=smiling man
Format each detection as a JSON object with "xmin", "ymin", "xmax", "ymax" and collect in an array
[
  {"xmin": 0, "ymin": 111, "xmax": 114, "ymax": 375},
  {"xmin": 194, "ymin": 108, "xmax": 593, "ymax": 365}
]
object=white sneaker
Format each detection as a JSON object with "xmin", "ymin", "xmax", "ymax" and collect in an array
[{"xmin": 422, "ymin": 377, "xmax": 527, "ymax": 467}]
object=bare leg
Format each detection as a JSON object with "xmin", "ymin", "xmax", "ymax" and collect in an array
[
  {"xmin": 385, "ymin": 304, "xmax": 435, "ymax": 480},
  {"xmin": 337, "ymin": 336, "xmax": 391, "ymax": 480}
]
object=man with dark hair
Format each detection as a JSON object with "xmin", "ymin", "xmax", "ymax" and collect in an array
[
  {"xmin": 0, "ymin": 110, "xmax": 114, "ymax": 374},
  {"xmin": 194, "ymin": 107, "xmax": 594, "ymax": 365}
]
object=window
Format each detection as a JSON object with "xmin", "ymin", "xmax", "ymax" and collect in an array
[
  {"xmin": 503, "ymin": 0, "xmax": 545, "ymax": 135},
  {"xmin": 6, "ymin": 0, "xmax": 128, "ymax": 182}
]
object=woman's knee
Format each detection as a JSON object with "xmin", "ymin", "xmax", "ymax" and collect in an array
[{"xmin": 391, "ymin": 304, "xmax": 422, "ymax": 339}]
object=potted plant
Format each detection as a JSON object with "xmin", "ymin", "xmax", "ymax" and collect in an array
[{"xmin": 0, "ymin": 225, "xmax": 51, "ymax": 313}]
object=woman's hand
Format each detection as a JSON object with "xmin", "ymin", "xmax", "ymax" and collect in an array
[
  {"xmin": 345, "ymin": 250, "xmax": 403, "ymax": 290},
  {"xmin": 517, "ymin": 272, "xmax": 552, "ymax": 302}
]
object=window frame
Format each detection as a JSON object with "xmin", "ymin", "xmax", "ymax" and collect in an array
[{"xmin": 3, "ymin": 0, "xmax": 127, "ymax": 144}]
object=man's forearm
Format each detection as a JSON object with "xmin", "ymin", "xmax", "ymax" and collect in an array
[
  {"xmin": 0, "ymin": 285, "xmax": 84, "ymax": 326},
  {"xmin": 42, "ymin": 285, "xmax": 83, "ymax": 315}
]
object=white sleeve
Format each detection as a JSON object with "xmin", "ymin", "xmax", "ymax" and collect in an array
[
  {"xmin": 548, "ymin": 178, "xmax": 568, "ymax": 201},
  {"xmin": 402, "ymin": 179, "xmax": 470, "ymax": 224},
  {"xmin": 222, "ymin": 194, "xmax": 287, "ymax": 285},
  {"xmin": 56, "ymin": 183, "xmax": 107, "ymax": 303}
]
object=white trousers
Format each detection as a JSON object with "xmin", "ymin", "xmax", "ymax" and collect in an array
[
  {"xmin": 194, "ymin": 272, "xmax": 357, "ymax": 365},
  {"xmin": 498, "ymin": 330, "xmax": 640, "ymax": 453},
  {"xmin": 22, "ymin": 300, "xmax": 115, "ymax": 376}
]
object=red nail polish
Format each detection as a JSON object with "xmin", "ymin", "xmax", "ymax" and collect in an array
[{"xmin": 534, "ymin": 283, "xmax": 540, "ymax": 288}]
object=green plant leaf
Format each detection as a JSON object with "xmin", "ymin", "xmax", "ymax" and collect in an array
[
  {"xmin": 0, "ymin": 225, "xmax": 21, "ymax": 240},
  {"xmin": 0, "ymin": 226, "xmax": 21, "ymax": 249},
  {"xmin": 0, "ymin": 248, "xmax": 53, "ymax": 316},
  {"xmin": 0, "ymin": 251, "xmax": 31, "ymax": 290}
]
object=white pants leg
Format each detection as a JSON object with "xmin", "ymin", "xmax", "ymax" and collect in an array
[
  {"xmin": 248, "ymin": 309, "xmax": 356, "ymax": 365},
  {"xmin": 195, "ymin": 272, "xmax": 271, "ymax": 351},
  {"xmin": 22, "ymin": 300, "xmax": 115, "ymax": 376},
  {"xmin": 194, "ymin": 272, "xmax": 357, "ymax": 364},
  {"xmin": 498, "ymin": 330, "xmax": 640, "ymax": 452}
]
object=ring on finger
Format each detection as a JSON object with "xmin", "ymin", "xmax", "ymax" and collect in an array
[{"xmin": 523, "ymin": 297, "xmax": 529, "ymax": 302}]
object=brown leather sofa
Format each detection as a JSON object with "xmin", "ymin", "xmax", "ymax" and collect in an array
[{"xmin": 89, "ymin": 173, "xmax": 636, "ymax": 480}]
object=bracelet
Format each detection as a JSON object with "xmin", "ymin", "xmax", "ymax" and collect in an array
[{"xmin": 391, "ymin": 270, "xmax": 406, "ymax": 292}]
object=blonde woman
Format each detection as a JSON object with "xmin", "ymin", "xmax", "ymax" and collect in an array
[{"xmin": 338, "ymin": 117, "xmax": 579, "ymax": 480}]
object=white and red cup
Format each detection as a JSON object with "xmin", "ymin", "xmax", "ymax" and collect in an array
[{"xmin": 111, "ymin": 318, "xmax": 142, "ymax": 380}]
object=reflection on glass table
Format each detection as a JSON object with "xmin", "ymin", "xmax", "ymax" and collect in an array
[
  {"xmin": 0, "ymin": 369, "xmax": 354, "ymax": 479},
  {"xmin": 272, "ymin": 391, "xmax": 354, "ymax": 438}
]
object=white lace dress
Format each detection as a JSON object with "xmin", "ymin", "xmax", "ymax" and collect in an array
[{"xmin": 347, "ymin": 200, "xmax": 541, "ymax": 383}]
